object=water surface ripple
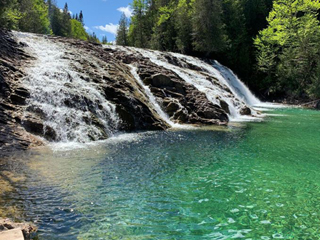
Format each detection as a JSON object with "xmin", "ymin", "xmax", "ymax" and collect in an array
[{"xmin": 1, "ymin": 108, "xmax": 320, "ymax": 239}]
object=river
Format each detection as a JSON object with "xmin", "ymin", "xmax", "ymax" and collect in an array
[{"xmin": 1, "ymin": 107, "xmax": 320, "ymax": 239}]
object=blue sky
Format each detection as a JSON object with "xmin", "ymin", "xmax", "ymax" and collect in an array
[{"xmin": 57, "ymin": 0, "xmax": 133, "ymax": 42}]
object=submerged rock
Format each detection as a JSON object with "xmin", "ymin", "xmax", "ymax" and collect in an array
[{"xmin": 240, "ymin": 106, "xmax": 252, "ymax": 115}]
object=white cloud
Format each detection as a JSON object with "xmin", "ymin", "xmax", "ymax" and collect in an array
[
  {"xmin": 84, "ymin": 26, "xmax": 92, "ymax": 33},
  {"xmin": 95, "ymin": 24, "xmax": 119, "ymax": 35},
  {"xmin": 117, "ymin": 6, "xmax": 133, "ymax": 18}
]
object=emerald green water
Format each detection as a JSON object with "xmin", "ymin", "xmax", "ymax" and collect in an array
[{"xmin": 1, "ymin": 108, "xmax": 320, "ymax": 239}]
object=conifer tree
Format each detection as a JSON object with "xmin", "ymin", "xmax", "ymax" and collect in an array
[
  {"xmin": 192, "ymin": 0, "xmax": 227, "ymax": 54},
  {"xmin": 79, "ymin": 11, "xmax": 84, "ymax": 25},
  {"xmin": 61, "ymin": 2, "xmax": 71, "ymax": 36},
  {"xmin": 129, "ymin": 0, "xmax": 149, "ymax": 47},
  {"xmin": 88, "ymin": 32, "xmax": 100, "ymax": 43},
  {"xmin": 102, "ymin": 36, "xmax": 108, "ymax": 44},
  {"xmin": 116, "ymin": 13, "xmax": 129, "ymax": 46},
  {"xmin": 174, "ymin": 0, "xmax": 193, "ymax": 53}
]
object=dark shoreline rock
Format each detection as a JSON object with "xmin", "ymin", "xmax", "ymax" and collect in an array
[{"xmin": 0, "ymin": 218, "xmax": 37, "ymax": 239}]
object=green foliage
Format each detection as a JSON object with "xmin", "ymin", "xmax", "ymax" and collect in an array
[
  {"xmin": 0, "ymin": 0, "xmax": 21, "ymax": 29},
  {"xmin": 19, "ymin": 0, "xmax": 51, "ymax": 34},
  {"xmin": 116, "ymin": 13, "xmax": 129, "ymax": 46},
  {"xmin": 129, "ymin": 0, "xmax": 151, "ymax": 48},
  {"xmin": 0, "ymin": 0, "xmax": 90, "ymax": 43},
  {"xmin": 87, "ymin": 32, "xmax": 100, "ymax": 43},
  {"xmin": 255, "ymin": 0, "xmax": 320, "ymax": 98},
  {"xmin": 51, "ymin": 5, "xmax": 65, "ymax": 36},
  {"xmin": 50, "ymin": 3, "xmax": 88, "ymax": 42},
  {"xmin": 101, "ymin": 36, "xmax": 108, "ymax": 44},
  {"xmin": 192, "ymin": 0, "xmax": 227, "ymax": 54},
  {"xmin": 127, "ymin": 0, "xmax": 268, "ymax": 57},
  {"xmin": 150, "ymin": 1, "xmax": 176, "ymax": 51},
  {"xmin": 70, "ymin": 19, "xmax": 87, "ymax": 41},
  {"xmin": 173, "ymin": 0, "xmax": 193, "ymax": 53}
]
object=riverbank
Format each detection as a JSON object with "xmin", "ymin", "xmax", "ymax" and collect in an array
[{"xmin": 0, "ymin": 218, "xmax": 36, "ymax": 240}]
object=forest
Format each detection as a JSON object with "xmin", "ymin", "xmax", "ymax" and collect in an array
[
  {"xmin": 2, "ymin": 0, "xmax": 320, "ymax": 101},
  {"xmin": 0, "ymin": 0, "xmax": 100, "ymax": 43}
]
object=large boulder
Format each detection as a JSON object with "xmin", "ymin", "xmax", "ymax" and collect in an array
[{"xmin": 151, "ymin": 74, "xmax": 175, "ymax": 88}]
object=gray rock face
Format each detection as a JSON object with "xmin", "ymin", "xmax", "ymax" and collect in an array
[
  {"xmin": 132, "ymin": 61, "xmax": 228, "ymax": 125},
  {"xmin": 0, "ymin": 30, "xmax": 255, "ymax": 153},
  {"xmin": 0, "ymin": 30, "xmax": 44, "ymax": 154}
]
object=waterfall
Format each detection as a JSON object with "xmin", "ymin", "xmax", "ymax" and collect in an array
[
  {"xmin": 131, "ymin": 48, "xmax": 247, "ymax": 120},
  {"xmin": 212, "ymin": 61, "xmax": 261, "ymax": 106},
  {"xmin": 105, "ymin": 45, "xmax": 263, "ymax": 121},
  {"xmin": 11, "ymin": 31, "xmax": 264, "ymax": 145},
  {"xmin": 106, "ymin": 45, "xmax": 188, "ymax": 128},
  {"xmin": 129, "ymin": 66, "xmax": 181, "ymax": 128},
  {"xmin": 15, "ymin": 32, "xmax": 119, "ymax": 142}
]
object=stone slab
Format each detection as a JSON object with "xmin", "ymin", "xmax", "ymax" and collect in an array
[{"xmin": 0, "ymin": 229, "xmax": 24, "ymax": 240}]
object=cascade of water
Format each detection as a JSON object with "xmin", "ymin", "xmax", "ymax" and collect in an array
[
  {"xmin": 131, "ymin": 48, "xmax": 247, "ymax": 120},
  {"xmin": 15, "ymin": 32, "xmax": 119, "ymax": 142},
  {"xmin": 106, "ymin": 45, "xmax": 187, "ymax": 128},
  {"xmin": 169, "ymin": 53, "xmax": 261, "ymax": 107},
  {"xmin": 129, "ymin": 66, "xmax": 179, "ymax": 128},
  {"xmin": 212, "ymin": 61, "xmax": 261, "ymax": 106}
]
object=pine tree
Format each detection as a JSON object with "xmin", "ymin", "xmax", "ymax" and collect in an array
[
  {"xmin": 88, "ymin": 32, "xmax": 100, "ymax": 43},
  {"xmin": 79, "ymin": 10, "xmax": 84, "ymax": 25},
  {"xmin": 129, "ymin": 0, "xmax": 149, "ymax": 47},
  {"xmin": 150, "ymin": 0, "xmax": 176, "ymax": 51},
  {"xmin": 192, "ymin": 0, "xmax": 227, "ymax": 54},
  {"xmin": 61, "ymin": 2, "xmax": 71, "ymax": 36},
  {"xmin": 174, "ymin": 0, "xmax": 193, "ymax": 53},
  {"xmin": 116, "ymin": 13, "xmax": 129, "ymax": 46},
  {"xmin": 102, "ymin": 36, "xmax": 108, "ymax": 44}
]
